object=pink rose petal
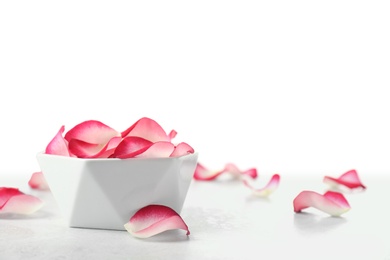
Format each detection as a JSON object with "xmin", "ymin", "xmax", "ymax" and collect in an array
[
  {"xmin": 121, "ymin": 117, "xmax": 170, "ymax": 142},
  {"xmin": 193, "ymin": 162, "xmax": 258, "ymax": 181},
  {"xmin": 28, "ymin": 172, "xmax": 50, "ymax": 191},
  {"xmin": 168, "ymin": 129, "xmax": 177, "ymax": 140},
  {"xmin": 0, "ymin": 187, "xmax": 44, "ymax": 215},
  {"xmin": 68, "ymin": 136, "xmax": 123, "ymax": 158},
  {"xmin": 112, "ymin": 136, "xmax": 153, "ymax": 159},
  {"xmin": 224, "ymin": 163, "xmax": 258, "ymax": 179},
  {"xmin": 45, "ymin": 125, "xmax": 70, "ymax": 156},
  {"xmin": 243, "ymin": 174, "xmax": 280, "ymax": 197},
  {"xmin": 124, "ymin": 205, "xmax": 190, "ymax": 238},
  {"xmin": 170, "ymin": 142, "xmax": 195, "ymax": 157},
  {"xmin": 65, "ymin": 120, "xmax": 120, "ymax": 145},
  {"xmin": 323, "ymin": 169, "xmax": 366, "ymax": 190},
  {"xmin": 193, "ymin": 163, "xmax": 225, "ymax": 181},
  {"xmin": 293, "ymin": 190, "xmax": 351, "ymax": 216},
  {"xmin": 135, "ymin": 142, "xmax": 175, "ymax": 158}
]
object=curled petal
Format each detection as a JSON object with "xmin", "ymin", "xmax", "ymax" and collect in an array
[
  {"xmin": 65, "ymin": 120, "xmax": 120, "ymax": 144},
  {"xmin": 243, "ymin": 174, "xmax": 280, "ymax": 197},
  {"xmin": 224, "ymin": 163, "xmax": 258, "ymax": 179},
  {"xmin": 68, "ymin": 136, "xmax": 123, "ymax": 158},
  {"xmin": 193, "ymin": 162, "xmax": 257, "ymax": 181},
  {"xmin": 28, "ymin": 172, "xmax": 50, "ymax": 190},
  {"xmin": 0, "ymin": 187, "xmax": 44, "ymax": 215},
  {"xmin": 45, "ymin": 126, "xmax": 70, "ymax": 156},
  {"xmin": 135, "ymin": 142, "xmax": 175, "ymax": 158},
  {"xmin": 121, "ymin": 117, "xmax": 170, "ymax": 142},
  {"xmin": 193, "ymin": 163, "xmax": 225, "ymax": 181},
  {"xmin": 124, "ymin": 205, "xmax": 190, "ymax": 238},
  {"xmin": 323, "ymin": 169, "xmax": 366, "ymax": 190},
  {"xmin": 112, "ymin": 136, "xmax": 153, "ymax": 159},
  {"xmin": 293, "ymin": 190, "xmax": 351, "ymax": 217},
  {"xmin": 170, "ymin": 142, "xmax": 195, "ymax": 157}
]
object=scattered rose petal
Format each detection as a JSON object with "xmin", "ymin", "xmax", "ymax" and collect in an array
[
  {"xmin": 224, "ymin": 163, "xmax": 258, "ymax": 179},
  {"xmin": 0, "ymin": 187, "xmax": 44, "ymax": 215},
  {"xmin": 293, "ymin": 190, "xmax": 351, "ymax": 217},
  {"xmin": 193, "ymin": 162, "xmax": 257, "ymax": 181},
  {"xmin": 121, "ymin": 117, "xmax": 170, "ymax": 142},
  {"xmin": 124, "ymin": 205, "xmax": 190, "ymax": 238},
  {"xmin": 323, "ymin": 169, "xmax": 366, "ymax": 190},
  {"xmin": 243, "ymin": 174, "xmax": 280, "ymax": 197},
  {"xmin": 28, "ymin": 172, "xmax": 50, "ymax": 190},
  {"xmin": 45, "ymin": 126, "xmax": 70, "ymax": 156},
  {"xmin": 170, "ymin": 142, "xmax": 195, "ymax": 157}
]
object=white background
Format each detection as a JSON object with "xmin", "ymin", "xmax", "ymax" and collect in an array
[{"xmin": 1, "ymin": 0, "xmax": 389, "ymax": 178}]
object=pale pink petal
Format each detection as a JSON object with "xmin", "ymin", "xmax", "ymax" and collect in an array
[
  {"xmin": 193, "ymin": 163, "xmax": 225, "ymax": 181},
  {"xmin": 168, "ymin": 129, "xmax": 177, "ymax": 140},
  {"xmin": 68, "ymin": 136, "xmax": 123, "ymax": 158},
  {"xmin": 112, "ymin": 136, "xmax": 153, "ymax": 159},
  {"xmin": 124, "ymin": 205, "xmax": 190, "ymax": 238},
  {"xmin": 323, "ymin": 169, "xmax": 366, "ymax": 190},
  {"xmin": 243, "ymin": 174, "xmax": 280, "ymax": 197},
  {"xmin": 121, "ymin": 117, "xmax": 170, "ymax": 142},
  {"xmin": 0, "ymin": 187, "xmax": 43, "ymax": 215},
  {"xmin": 135, "ymin": 142, "xmax": 175, "ymax": 158},
  {"xmin": 193, "ymin": 163, "xmax": 258, "ymax": 181},
  {"xmin": 293, "ymin": 190, "xmax": 351, "ymax": 216},
  {"xmin": 64, "ymin": 120, "xmax": 120, "ymax": 144},
  {"xmin": 224, "ymin": 163, "xmax": 258, "ymax": 179},
  {"xmin": 96, "ymin": 136, "xmax": 123, "ymax": 158},
  {"xmin": 170, "ymin": 142, "xmax": 195, "ymax": 157},
  {"xmin": 28, "ymin": 172, "xmax": 50, "ymax": 191},
  {"xmin": 45, "ymin": 125, "xmax": 70, "ymax": 156}
]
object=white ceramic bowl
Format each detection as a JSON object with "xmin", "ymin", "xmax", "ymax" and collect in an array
[{"xmin": 36, "ymin": 152, "xmax": 198, "ymax": 230}]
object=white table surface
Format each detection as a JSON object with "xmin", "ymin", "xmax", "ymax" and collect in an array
[{"xmin": 0, "ymin": 173, "xmax": 389, "ymax": 260}]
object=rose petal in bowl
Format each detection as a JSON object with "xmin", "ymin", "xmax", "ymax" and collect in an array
[
  {"xmin": 124, "ymin": 204, "xmax": 190, "ymax": 238},
  {"xmin": 323, "ymin": 169, "xmax": 366, "ymax": 190},
  {"xmin": 0, "ymin": 187, "xmax": 44, "ymax": 215},
  {"xmin": 243, "ymin": 174, "xmax": 280, "ymax": 197},
  {"xmin": 121, "ymin": 117, "xmax": 170, "ymax": 142},
  {"xmin": 45, "ymin": 126, "xmax": 70, "ymax": 156},
  {"xmin": 293, "ymin": 190, "xmax": 351, "ymax": 217}
]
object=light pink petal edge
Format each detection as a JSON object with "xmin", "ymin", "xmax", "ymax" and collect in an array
[
  {"xmin": 170, "ymin": 142, "xmax": 195, "ymax": 157},
  {"xmin": 45, "ymin": 125, "xmax": 70, "ymax": 156},
  {"xmin": 121, "ymin": 117, "xmax": 170, "ymax": 142},
  {"xmin": 135, "ymin": 142, "xmax": 175, "ymax": 158},
  {"xmin": 124, "ymin": 205, "xmax": 190, "ymax": 238},
  {"xmin": 323, "ymin": 169, "xmax": 366, "ymax": 189},
  {"xmin": 293, "ymin": 190, "xmax": 351, "ymax": 216},
  {"xmin": 243, "ymin": 174, "xmax": 280, "ymax": 197},
  {"xmin": 28, "ymin": 172, "xmax": 50, "ymax": 190}
]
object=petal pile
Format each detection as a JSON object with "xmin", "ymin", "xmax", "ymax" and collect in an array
[
  {"xmin": 193, "ymin": 162, "xmax": 258, "ymax": 181},
  {"xmin": 293, "ymin": 190, "xmax": 351, "ymax": 217},
  {"xmin": 0, "ymin": 187, "xmax": 44, "ymax": 215},
  {"xmin": 243, "ymin": 174, "xmax": 280, "ymax": 197},
  {"xmin": 28, "ymin": 172, "xmax": 50, "ymax": 191},
  {"xmin": 323, "ymin": 169, "xmax": 366, "ymax": 190},
  {"xmin": 124, "ymin": 205, "xmax": 190, "ymax": 238},
  {"xmin": 44, "ymin": 117, "xmax": 195, "ymax": 159}
]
